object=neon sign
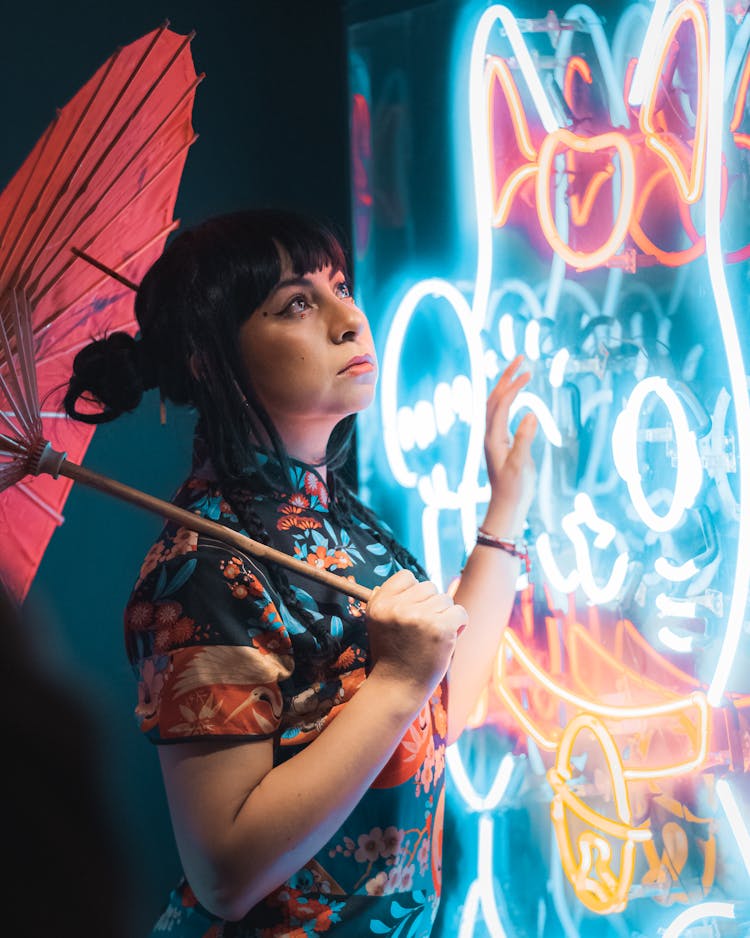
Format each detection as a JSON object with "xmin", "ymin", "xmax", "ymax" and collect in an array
[{"xmin": 349, "ymin": 0, "xmax": 750, "ymax": 932}]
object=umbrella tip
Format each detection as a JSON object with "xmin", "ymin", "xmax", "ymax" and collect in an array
[{"xmin": 160, "ymin": 17, "xmax": 171, "ymax": 28}]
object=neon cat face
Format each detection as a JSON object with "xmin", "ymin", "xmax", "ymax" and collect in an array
[
  {"xmin": 354, "ymin": 0, "xmax": 750, "ymax": 929},
  {"xmin": 377, "ymin": 0, "xmax": 748, "ymax": 697}
]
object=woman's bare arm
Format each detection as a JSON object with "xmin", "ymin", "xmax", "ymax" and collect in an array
[
  {"xmin": 447, "ymin": 357, "xmax": 537, "ymax": 744},
  {"xmin": 158, "ymin": 569, "xmax": 466, "ymax": 921}
]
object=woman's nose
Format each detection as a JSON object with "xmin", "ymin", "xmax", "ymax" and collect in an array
[{"xmin": 330, "ymin": 296, "xmax": 367, "ymax": 343}]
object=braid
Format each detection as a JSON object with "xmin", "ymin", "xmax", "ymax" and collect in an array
[
  {"xmin": 332, "ymin": 478, "xmax": 427, "ymax": 580},
  {"xmin": 218, "ymin": 476, "xmax": 340, "ymax": 658}
]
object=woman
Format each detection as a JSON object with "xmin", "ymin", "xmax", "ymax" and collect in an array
[{"xmin": 65, "ymin": 209, "xmax": 536, "ymax": 937}]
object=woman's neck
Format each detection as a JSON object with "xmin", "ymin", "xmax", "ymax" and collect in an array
[{"xmin": 251, "ymin": 422, "xmax": 330, "ymax": 481}]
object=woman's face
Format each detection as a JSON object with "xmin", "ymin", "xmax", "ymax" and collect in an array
[{"xmin": 239, "ymin": 254, "xmax": 377, "ymax": 458}]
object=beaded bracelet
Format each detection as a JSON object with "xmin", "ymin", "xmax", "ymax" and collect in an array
[{"xmin": 475, "ymin": 527, "xmax": 531, "ymax": 574}]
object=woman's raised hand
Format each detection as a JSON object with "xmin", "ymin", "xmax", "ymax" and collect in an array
[
  {"xmin": 483, "ymin": 355, "xmax": 538, "ymax": 537},
  {"xmin": 365, "ymin": 568, "xmax": 467, "ymax": 700}
]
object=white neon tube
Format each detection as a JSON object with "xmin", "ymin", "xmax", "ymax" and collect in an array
[
  {"xmin": 706, "ymin": 0, "xmax": 750, "ymax": 707},
  {"xmin": 447, "ymin": 747, "xmax": 515, "ymax": 813},
  {"xmin": 628, "ymin": 0, "xmax": 672, "ymax": 106},
  {"xmin": 716, "ymin": 778, "xmax": 750, "ymax": 878},
  {"xmin": 612, "ymin": 377, "xmax": 703, "ymax": 533},
  {"xmin": 661, "ymin": 901, "xmax": 735, "ymax": 937},
  {"xmin": 469, "ymin": 6, "xmax": 561, "ymax": 327},
  {"xmin": 558, "ymin": 4, "xmax": 629, "ymax": 127}
]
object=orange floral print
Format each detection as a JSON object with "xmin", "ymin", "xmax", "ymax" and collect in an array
[
  {"xmin": 277, "ymin": 514, "xmax": 322, "ymax": 532},
  {"xmin": 127, "ymin": 600, "xmax": 155, "ymax": 630}
]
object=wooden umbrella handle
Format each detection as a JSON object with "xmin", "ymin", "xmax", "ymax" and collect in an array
[{"xmin": 58, "ymin": 459, "xmax": 374, "ymax": 603}]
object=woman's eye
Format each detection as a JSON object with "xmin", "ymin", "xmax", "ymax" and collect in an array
[
  {"xmin": 280, "ymin": 295, "xmax": 310, "ymax": 317},
  {"xmin": 335, "ymin": 280, "xmax": 352, "ymax": 299}
]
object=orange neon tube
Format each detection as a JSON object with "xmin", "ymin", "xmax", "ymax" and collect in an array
[
  {"xmin": 548, "ymin": 714, "xmax": 650, "ymax": 914},
  {"xmin": 496, "ymin": 629, "xmax": 710, "ymax": 779},
  {"xmin": 535, "ymin": 129, "xmax": 635, "ymax": 271}
]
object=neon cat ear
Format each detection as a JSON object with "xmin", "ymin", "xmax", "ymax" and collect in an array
[
  {"xmin": 485, "ymin": 57, "xmax": 539, "ymax": 227},
  {"xmin": 637, "ymin": 2, "xmax": 709, "ymax": 205}
]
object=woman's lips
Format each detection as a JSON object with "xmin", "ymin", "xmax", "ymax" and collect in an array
[{"xmin": 339, "ymin": 354, "xmax": 376, "ymax": 375}]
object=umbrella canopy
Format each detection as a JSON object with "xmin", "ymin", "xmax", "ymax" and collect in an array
[{"xmin": 0, "ymin": 23, "xmax": 201, "ymax": 601}]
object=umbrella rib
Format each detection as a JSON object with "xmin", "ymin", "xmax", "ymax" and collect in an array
[
  {"xmin": 29, "ymin": 82, "xmax": 201, "ymax": 306},
  {"xmin": 33, "ymin": 218, "xmax": 180, "ymax": 338},
  {"xmin": 16, "ymin": 481, "xmax": 65, "ymax": 526},
  {"xmin": 34, "ymin": 130, "xmax": 197, "ymax": 305},
  {"xmin": 0, "ymin": 463, "xmax": 28, "ymax": 492},
  {"xmin": 70, "ymin": 249, "xmax": 140, "ymax": 291},
  {"xmin": 32, "ymin": 130, "xmax": 193, "ymax": 304},
  {"xmin": 0, "ymin": 429, "xmax": 30, "ymax": 453},
  {"xmin": 0, "ymin": 119, "xmax": 57, "ymax": 290},
  {"xmin": 0, "ymin": 50, "xmax": 122, "ymax": 291},
  {"xmin": 0, "ymin": 403, "xmax": 26, "ymax": 442},
  {"xmin": 19, "ymin": 28, "xmax": 194, "ymax": 297},
  {"xmin": 0, "ymin": 300, "xmax": 35, "ymax": 437},
  {"xmin": 13, "ymin": 291, "xmax": 42, "ymax": 433}
]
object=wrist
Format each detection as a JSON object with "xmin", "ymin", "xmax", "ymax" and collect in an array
[
  {"xmin": 480, "ymin": 504, "xmax": 525, "ymax": 540},
  {"xmin": 367, "ymin": 663, "xmax": 435, "ymax": 714},
  {"xmin": 474, "ymin": 527, "xmax": 531, "ymax": 573}
]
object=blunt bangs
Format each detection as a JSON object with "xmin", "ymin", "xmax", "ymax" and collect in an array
[{"xmin": 191, "ymin": 209, "xmax": 350, "ymax": 328}]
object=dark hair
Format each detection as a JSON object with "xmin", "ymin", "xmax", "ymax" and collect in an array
[
  {"xmin": 65, "ymin": 208, "xmax": 425, "ymax": 650},
  {"xmin": 65, "ymin": 208, "xmax": 353, "ymax": 477}
]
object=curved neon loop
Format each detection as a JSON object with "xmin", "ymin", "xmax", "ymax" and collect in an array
[
  {"xmin": 657, "ymin": 626, "xmax": 695, "ymax": 654},
  {"xmin": 381, "ymin": 279, "xmax": 482, "ymax": 490},
  {"xmin": 548, "ymin": 715, "xmax": 649, "ymax": 839},
  {"xmin": 655, "ymin": 594, "xmax": 698, "ymax": 619},
  {"xmin": 536, "ymin": 130, "xmax": 635, "ymax": 271},
  {"xmin": 537, "ymin": 494, "xmax": 630, "ymax": 605},
  {"xmin": 563, "ymin": 55, "xmax": 592, "ymax": 111},
  {"xmin": 486, "ymin": 56, "xmax": 538, "ymax": 227},
  {"xmin": 509, "ymin": 391, "xmax": 562, "ymax": 447},
  {"xmin": 548, "ymin": 714, "xmax": 650, "ymax": 914},
  {"xmin": 661, "ymin": 902, "xmax": 736, "ymax": 937},
  {"xmin": 612, "ymin": 377, "xmax": 703, "ymax": 533},
  {"xmin": 559, "ymin": 4, "xmax": 630, "ymax": 128},
  {"xmin": 654, "ymin": 557, "xmax": 699, "ymax": 582},
  {"xmin": 548, "ymin": 348, "xmax": 570, "ymax": 388}
]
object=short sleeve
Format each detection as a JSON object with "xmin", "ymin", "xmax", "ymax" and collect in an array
[{"xmin": 125, "ymin": 535, "xmax": 294, "ymax": 744}]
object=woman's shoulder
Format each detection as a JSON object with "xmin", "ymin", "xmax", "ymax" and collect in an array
[{"xmin": 125, "ymin": 472, "xmax": 285, "ymax": 637}]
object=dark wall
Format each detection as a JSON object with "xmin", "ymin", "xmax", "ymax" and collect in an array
[{"xmin": 1, "ymin": 3, "xmax": 350, "ymax": 934}]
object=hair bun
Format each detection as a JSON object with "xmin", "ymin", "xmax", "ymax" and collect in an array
[{"xmin": 64, "ymin": 332, "xmax": 157, "ymax": 424}]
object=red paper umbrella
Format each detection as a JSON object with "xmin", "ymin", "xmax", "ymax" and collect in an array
[
  {"xmin": 0, "ymin": 25, "xmax": 373, "ymax": 608},
  {"xmin": 0, "ymin": 24, "xmax": 201, "ymax": 601}
]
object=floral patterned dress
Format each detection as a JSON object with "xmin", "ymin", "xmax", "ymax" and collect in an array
[{"xmin": 126, "ymin": 449, "xmax": 448, "ymax": 938}]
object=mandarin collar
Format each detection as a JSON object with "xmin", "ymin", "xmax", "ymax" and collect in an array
[{"xmin": 190, "ymin": 434, "xmax": 332, "ymax": 505}]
